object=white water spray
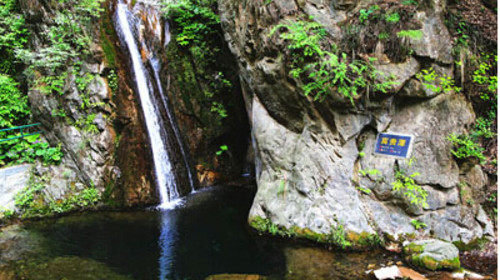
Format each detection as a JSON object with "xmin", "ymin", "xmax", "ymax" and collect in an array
[{"xmin": 116, "ymin": 2, "xmax": 181, "ymax": 209}]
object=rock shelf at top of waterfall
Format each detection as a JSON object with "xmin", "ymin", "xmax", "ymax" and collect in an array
[{"xmin": 114, "ymin": 0, "xmax": 194, "ymax": 209}]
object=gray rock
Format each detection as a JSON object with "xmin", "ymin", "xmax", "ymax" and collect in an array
[
  {"xmin": 404, "ymin": 239, "xmax": 460, "ymax": 271},
  {"xmin": 333, "ymin": 112, "xmax": 371, "ymax": 141},
  {"xmin": 476, "ymin": 207, "xmax": 494, "ymax": 237},
  {"xmin": 401, "ymin": 64, "xmax": 454, "ymax": 98},
  {"xmin": 463, "ymin": 165, "xmax": 489, "ymax": 203},
  {"xmin": 249, "ymin": 96, "xmax": 374, "ymax": 236},
  {"xmin": 219, "ymin": 0, "xmax": 491, "ymax": 246},
  {"xmin": 374, "ymin": 57, "xmax": 420, "ymax": 93},
  {"xmin": 391, "ymin": 93, "xmax": 474, "ymax": 189},
  {"xmin": 410, "ymin": 13, "xmax": 454, "ymax": 64},
  {"xmin": 423, "ymin": 186, "xmax": 451, "ymax": 211},
  {"xmin": 0, "ymin": 225, "xmax": 44, "ymax": 265},
  {"xmin": 0, "ymin": 165, "xmax": 31, "ymax": 211}
]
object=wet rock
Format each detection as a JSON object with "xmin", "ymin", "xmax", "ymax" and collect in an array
[
  {"xmin": 0, "ymin": 225, "xmax": 43, "ymax": 265},
  {"xmin": 284, "ymin": 247, "xmax": 381, "ymax": 280},
  {"xmin": 19, "ymin": 0, "xmax": 157, "ymax": 208},
  {"xmin": 404, "ymin": 239, "xmax": 460, "ymax": 271}
]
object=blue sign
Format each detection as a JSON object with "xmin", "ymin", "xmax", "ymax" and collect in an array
[{"xmin": 374, "ymin": 133, "xmax": 414, "ymax": 159}]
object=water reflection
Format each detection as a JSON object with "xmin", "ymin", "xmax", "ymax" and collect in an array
[
  {"xmin": 158, "ymin": 210, "xmax": 179, "ymax": 280},
  {"xmin": 0, "ymin": 186, "xmax": 403, "ymax": 280}
]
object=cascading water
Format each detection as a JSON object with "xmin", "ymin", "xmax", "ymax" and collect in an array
[
  {"xmin": 151, "ymin": 57, "xmax": 195, "ymax": 190},
  {"xmin": 115, "ymin": 0, "xmax": 193, "ymax": 208}
]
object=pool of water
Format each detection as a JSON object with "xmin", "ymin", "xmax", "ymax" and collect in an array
[{"xmin": 0, "ymin": 186, "xmax": 399, "ymax": 280}]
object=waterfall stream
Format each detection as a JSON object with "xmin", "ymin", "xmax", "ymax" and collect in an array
[{"xmin": 115, "ymin": 1, "xmax": 191, "ymax": 208}]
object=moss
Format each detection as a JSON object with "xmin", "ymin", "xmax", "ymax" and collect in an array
[
  {"xmin": 99, "ymin": 3, "xmax": 118, "ymax": 68},
  {"xmin": 404, "ymin": 242, "xmax": 424, "ymax": 255},
  {"xmin": 440, "ymin": 257, "xmax": 460, "ymax": 269},
  {"xmin": 411, "ymin": 255, "xmax": 460, "ymax": 271},
  {"xmin": 250, "ymin": 217, "xmax": 386, "ymax": 249},
  {"xmin": 351, "ymin": 231, "xmax": 383, "ymax": 247},
  {"xmin": 453, "ymin": 238, "xmax": 489, "ymax": 251}
]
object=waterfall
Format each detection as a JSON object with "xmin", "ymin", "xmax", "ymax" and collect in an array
[
  {"xmin": 151, "ymin": 56, "xmax": 195, "ymax": 190},
  {"xmin": 115, "ymin": 1, "xmax": 190, "ymax": 208}
]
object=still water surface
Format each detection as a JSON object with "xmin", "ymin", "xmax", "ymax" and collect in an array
[{"xmin": 7, "ymin": 186, "xmax": 395, "ymax": 280}]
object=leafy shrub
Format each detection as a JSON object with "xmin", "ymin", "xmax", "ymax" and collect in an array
[
  {"xmin": 0, "ymin": 134, "xmax": 63, "ymax": 166},
  {"xmin": 392, "ymin": 168, "xmax": 428, "ymax": 208},
  {"xmin": 0, "ymin": 74, "xmax": 30, "ymax": 127},
  {"xmin": 326, "ymin": 224, "xmax": 352, "ymax": 249},
  {"xmin": 341, "ymin": 1, "xmax": 422, "ymax": 62},
  {"xmin": 448, "ymin": 133, "xmax": 486, "ymax": 163},
  {"xmin": 0, "ymin": 0, "xmax": 28, "ymax": 74},
  {"xmin": 16, "ymin": 0, "xmax": 105, "ymax": 95},
  {"xmin": 270, "ymin": 20, "xmax": 394, "ymax": 104},
  {"xmin": 14, "ymin": 177, "xmax": 100, "ymax": 219},
  {"xmin": 162, "ymin": 0, "xmax": 220, "ymax": 59},
  {"xmin": 411, "ymin": 219, "xmax": 427, "ymax": 230},
  {"xmin": 416, "ymin": 68, "xmax": 461, "ymax": 94},
  {"xmin": 162, "ymin": 0, "xmax": 234, "ymax": 122}
]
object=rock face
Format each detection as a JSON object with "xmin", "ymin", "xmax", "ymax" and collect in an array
[
  {"xmin": 0, "ymin": 165, "xmax": 31, "ymax": 212},
  {"xmin": 17, "ymin": 0, "xmax": 157, "ymax": 207},
  {"xmin": 218, "ymin": 0, "xmax": 494, "ymax": 245},
  {"xmin": 404, "ymin": 239, "xmax": 461, "ymax": 271}
]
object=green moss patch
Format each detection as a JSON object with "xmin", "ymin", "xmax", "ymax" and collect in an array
[{"xmin": 249, "ymin": 216, "xmax": 383, "ymax": 249}]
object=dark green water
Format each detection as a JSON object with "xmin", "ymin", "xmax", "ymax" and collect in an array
[{"xmin": 2, "ymin": 186, "xmax": 396, "ymax": 280}]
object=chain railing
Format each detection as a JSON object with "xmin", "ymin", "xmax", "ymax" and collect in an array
[{"xmin": 0, "ymin": 123, "xmax": 43, "ymax": 143}]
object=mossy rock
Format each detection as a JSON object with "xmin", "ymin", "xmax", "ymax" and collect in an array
[
  {"xmin": 249, "ymin": 216, "xmax": 382, "ymax": 249},
  {"xmin": 404, "ymin": 239, "xmax": 460, "ymax": 271}
]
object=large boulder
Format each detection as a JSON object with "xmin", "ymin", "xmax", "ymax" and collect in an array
[
  {"xmin": 404, "ymin": 239, "xmax": 460, "ymax": 271},
  {"xmin": 219, "ymin": 0, "xmax": 494, "ymax": 246}
]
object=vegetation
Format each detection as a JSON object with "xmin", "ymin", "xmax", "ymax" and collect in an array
[
  {"xmin": 391, "ymin": 158, "xmax": 429, "ymax": 208},
  {"xmin": 0, "ymin": 0, "xmax": 28, "ymax": 74},
  {"xmin": 0, "ymin": 0, "xmax": 69, "ymax": 168},
  {"xmin": 12, "ymin": 175, "xmax": 100, "ymax": 219},
  {"xmin": 0, "ymin": 74, "xmax": 30, "ymax": 127},
  {"xmin": 215, "ymin": 145, "xmax": 229, "ymax": 156},
  {"xmin": 341, "ymin": 1, "xmax": 423, "ymax": 63},
  {"xmin": 270, "ymin": 20, "xmax": 394, "ymax": 104},
  {"xmin": 446, "ymin": 55, "xmax": 497, "ymax": 167},
  {"xmin": 393, "ymin": 168, "xmax": 428, "ymax": 208},
  {"xmin": 411, "ymin": 219, "xmax": 427, "ymax": 230},
  {"xmin": 161, "ymin": 0, "xmax": 237, "ymax": 124},
  {"xmin": 249, "ymin": 216, "xmax": 354, "ymax": 249},
  {"xmin": 15, "ymin": 0, "xmax": 106, "ymax": 134},
  {"xmin": 326, "ymin": 224, "xmax": 352, "ymax": 249}
]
